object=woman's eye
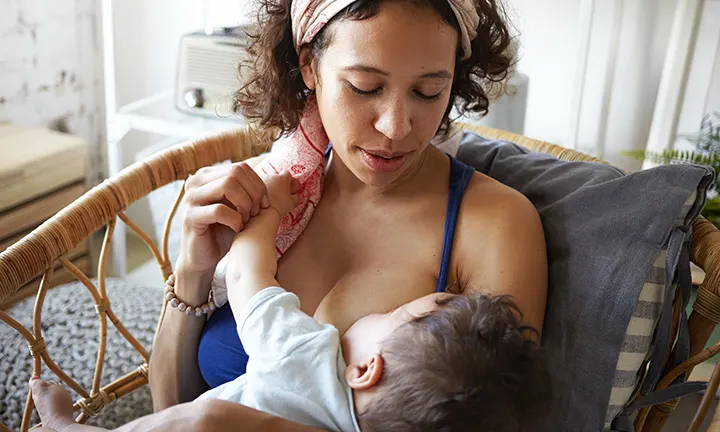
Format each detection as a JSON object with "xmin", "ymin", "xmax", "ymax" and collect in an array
[
  {"xmin": 414, "ymin": 90, "xmax": 442, "ymax": 101},
  {"xmin": 346, "ymin": 82, "xmax": 442, "ymax": 101},
  {"xmin": 348, "ymin": 83, "xmax": 380, "ymax": 96}
]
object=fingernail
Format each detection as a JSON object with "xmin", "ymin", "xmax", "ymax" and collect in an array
[
  {"xmin": 262, "ymin": 195, "xmax": 270, "ymax": 208},
  {"xmin": 252, "ymin": 204, "xmax": 259, "ymax": 216}
]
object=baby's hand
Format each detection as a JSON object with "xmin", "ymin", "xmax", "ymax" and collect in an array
[{"xmin": 261, "ymin": 171, "xmax": 300, "ymax": 217}]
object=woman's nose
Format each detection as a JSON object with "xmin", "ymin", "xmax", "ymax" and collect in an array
[{"xmin": 374, "ymin": 98, "xmax": 412, "ymax": 141}]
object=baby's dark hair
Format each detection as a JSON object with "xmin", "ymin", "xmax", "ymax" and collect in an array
[{"xmin": 358, "ymin": 293, "xmax": 551, "ymax": 431}]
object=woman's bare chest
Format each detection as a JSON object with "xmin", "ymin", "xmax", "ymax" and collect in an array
[{"xmin": 276, "ymin": 195, "xmax": 447, "ymax": 334}]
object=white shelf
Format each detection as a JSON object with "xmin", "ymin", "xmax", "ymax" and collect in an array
[
  {"xmin": 109, "ymin": 91, "xmax": 244, "ymax": 147},
  {"xmin": 107, "ymin": 91, "xmax": 246, "ymax": 276}
]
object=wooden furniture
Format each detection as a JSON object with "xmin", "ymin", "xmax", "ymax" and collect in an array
[
  {"xmin": 0, "ymin": 124, "xmax": 89, "ymax": 308},
  {"xmin": 1, "ymin": 124, "xmax": 720, "ymax": 431}
]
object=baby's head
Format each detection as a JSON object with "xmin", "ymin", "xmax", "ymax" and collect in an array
[{"xmin": 341, "ymin": 292, "xmax": 551, "ymax": 431}]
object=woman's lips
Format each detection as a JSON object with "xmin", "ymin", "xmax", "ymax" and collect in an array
[{"xmin": 360, "ymin": 149, "xmax": 407, "ymax": 173}]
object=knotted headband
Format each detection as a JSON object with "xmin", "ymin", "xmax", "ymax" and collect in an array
[{"xmin": 291, "ymin": 0, "xmax": 480, "ymax": 60}]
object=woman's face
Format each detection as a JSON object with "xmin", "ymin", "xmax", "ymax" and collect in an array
[{"xmin": 301, "ymin": 2, "xmax": 458, "ymax": 187}]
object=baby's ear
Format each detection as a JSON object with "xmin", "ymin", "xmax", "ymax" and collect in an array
[{"xmin": 345, "ymin": 354, "xmax": 384, "ymax": 390}]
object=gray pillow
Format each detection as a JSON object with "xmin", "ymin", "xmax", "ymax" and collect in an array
[{"xmin": 456, "ymin": 132, "xmax": 713, "ymax": 431}]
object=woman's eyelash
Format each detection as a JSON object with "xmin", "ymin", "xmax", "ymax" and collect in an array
[
  {"xmin": 348, "ymin": 83, "xmax": 380, "ymax": 96},
  {"xmin": 414, "ymin": 90, "xmax": 442, "ymax": 101},
  {"xmin": 347, "ymin": 83, "xmax": 442, "ymax": 101}
]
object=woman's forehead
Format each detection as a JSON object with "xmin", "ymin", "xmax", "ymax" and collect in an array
[{"xmin": 320, "ymin": 3, "xmax": 458, "ymax": 73}]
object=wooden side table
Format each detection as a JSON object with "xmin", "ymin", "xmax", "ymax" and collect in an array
[{"xmin": 0, "ymin": 124, "xmax": 89, "ymax": 308}]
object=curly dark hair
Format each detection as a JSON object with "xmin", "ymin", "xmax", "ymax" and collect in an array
[
  {"xmin": 358, "ymin": 293, "xmax": 551, "ymax": 431},
  {"xmin": 235, "ymin": 0, "xmax": 515, "ymax": 136}
]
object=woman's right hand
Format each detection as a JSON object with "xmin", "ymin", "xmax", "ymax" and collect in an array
[{"xmin": 177, "ymin": 162, "xmax": 269, "ymax": 281}]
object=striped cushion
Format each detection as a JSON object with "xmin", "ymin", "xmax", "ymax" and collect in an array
[{"xmin": 604, "ymin": 191, "xmax": 697, "ymax": 429}]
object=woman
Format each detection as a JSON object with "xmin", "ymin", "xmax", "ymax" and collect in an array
[{"xmin": 149, "ymin": 0, "xmax": 547, "ymax": 425}]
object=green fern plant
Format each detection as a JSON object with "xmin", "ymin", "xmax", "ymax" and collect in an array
[
  {"xmin": 684, "ymin": 112, "xmax": 720, "ymax": 155},
  {"xmin": 625, "ymin": 112, "xmax": 720, "ymax": 227}
]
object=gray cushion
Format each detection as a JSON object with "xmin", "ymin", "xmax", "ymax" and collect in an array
[{"xmin": 457, "ymin": 132, "xmax": 713, "ymax": 432}]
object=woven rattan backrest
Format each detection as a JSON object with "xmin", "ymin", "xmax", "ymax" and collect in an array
[{"xmin": 0, "ymin": 125, "xmax": 274, "ymax": 430}]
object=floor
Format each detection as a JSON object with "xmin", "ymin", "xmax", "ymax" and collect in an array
[
  {"xmin": 122, "ymin": 233, "xmax": 164, "ymax": 288},
  {"xmin": 665, "ymin": 392, "xmax": 717, "ymax": 430}
]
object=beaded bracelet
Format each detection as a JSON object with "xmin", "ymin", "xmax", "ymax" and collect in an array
[{"xmin": 164, "ymin": 273, "xmax": 216, "ymax": 317}]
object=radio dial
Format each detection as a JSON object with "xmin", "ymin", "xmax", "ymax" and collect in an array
[{"xmin": 184, "ymin": 89, "xmax": 204, "ymax": 109}]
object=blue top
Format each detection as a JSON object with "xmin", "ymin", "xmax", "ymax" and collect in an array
[{"xmin": 197, "ymin": 154, "xmax": 476, "ymax": 388}]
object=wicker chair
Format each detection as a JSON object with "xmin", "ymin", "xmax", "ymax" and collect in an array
[{"xmin": 1, "ymin": 124, "xmax": 720, "ymax": 432}]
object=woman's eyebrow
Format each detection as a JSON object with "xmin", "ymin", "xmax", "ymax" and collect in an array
[
  {"xmin": 342, "ymin": 64, "xmax": 451, "ymax": 79},
  {"xmin": 419, "ymin": 70, "xmax": 452, "ymax": 79}
]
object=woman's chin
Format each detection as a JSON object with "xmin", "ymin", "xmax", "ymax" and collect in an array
[{"xmin": 353, "ymin": 166, "xmax": 405, "ymax": 188}]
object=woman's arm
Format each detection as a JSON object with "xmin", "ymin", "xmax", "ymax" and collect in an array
[
  {"xmin": 149, "ymin": 162, "xmax": 269, "ymax": 409},
  {"xmin": 149, "ymin": 270, "xmax": 213, "ymax": 409},
  {"xmin": 114, "ymin": 399, "xmax": 323, "ymax": 432},
  {"xmin": 455, "ymin": 180, "xmax": 548, "ymax": 334}
]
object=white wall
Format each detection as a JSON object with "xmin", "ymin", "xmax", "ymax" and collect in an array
[
  {"xmin": 708, "ymin": 40, "xmax": 720, "ymax": 115},
  {"xmin": 112, "ymin": 0, "xmax": 202, "ymax": 107},
  {"xmin": 600, "ymin": 0, "xmax": 679, "ymax": 169},
  {"xmin": 708, "ymin": 40, "xmax": 720, "ymax": 117},
  {"xmin": 0, "ymin": 0, "xmax": 106, "ymax": 184},
  {"xmin": 507, "ymin": 0, "xmax": 581, "ymax": 145},
  {"xmin": 675, "ymin": 0, "xmax": 720, "ymax": 152},
  {"xmin": 111, "ymin": 0, "xmax": 255, "ymax": 107},
  {"xmin": 510, "ymin": 0, "xmax": 679, "ymax": 170}
]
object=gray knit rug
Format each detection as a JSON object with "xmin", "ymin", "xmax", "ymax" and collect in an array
[{"xmin": 0, "ymin": 279, "xmax": 162, "ymax": 430}]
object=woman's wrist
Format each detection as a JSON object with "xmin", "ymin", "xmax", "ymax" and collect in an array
[{"xmin": 173, "ymin": 264, "xmax": 215, "ymax": 305}]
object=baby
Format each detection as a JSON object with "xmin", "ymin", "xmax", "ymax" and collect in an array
[{"xmin": 29, "ymin": 172, "xmax": 550, "ymax": 432}]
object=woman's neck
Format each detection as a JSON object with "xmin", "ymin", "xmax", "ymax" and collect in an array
[{"xmin": 325, "ymin": 146, "xmax": 448, "ymax": 200}]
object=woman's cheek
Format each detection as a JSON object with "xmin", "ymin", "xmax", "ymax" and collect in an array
[{"xmin": 332, "ymin": 94, "xmax": 374, "ymax": 130}]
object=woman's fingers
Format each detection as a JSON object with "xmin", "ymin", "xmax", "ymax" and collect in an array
[
  {"xmin": 185, "ymin": 162, "xmax": 268, "ymax": 217},
  {"xmin": 185, "ymin": 204, "xmax": 244, "ymax": 234},
  {"xmin": 236, "ymin": 163, "xmax": 269, "ymax": 214},
  {"xmin": 188, "ymin": 176, "xmax": 254, "ymax": 223},
  {"xmin": 185, "ymin": 164, "xmax": 236, "ymax": 190}
]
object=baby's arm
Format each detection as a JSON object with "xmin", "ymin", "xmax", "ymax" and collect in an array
[
  {"xmin": 225, "ymin": 208, "xmax": 283, "ymax": 309},
  {"xmin": 224, "ymin": 171, "xmax": 298, "ymax": 313}
]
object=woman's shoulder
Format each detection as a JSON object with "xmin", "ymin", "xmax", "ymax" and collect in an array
[
  {"xmin": 461, "ymin": 171, "xmax": 538, "ymax": 224},
  {"xmin": 453, "ymin": 172, "xmax": 548, "ymax": 330},
  {"xmin": 453, "ymin": 170, "xmax": 545, "ymax": 274}
]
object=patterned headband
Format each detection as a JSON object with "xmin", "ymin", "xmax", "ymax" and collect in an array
[{"xmin": 291, "ymin": 0, "xmax": 480, "ymax": 60}]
